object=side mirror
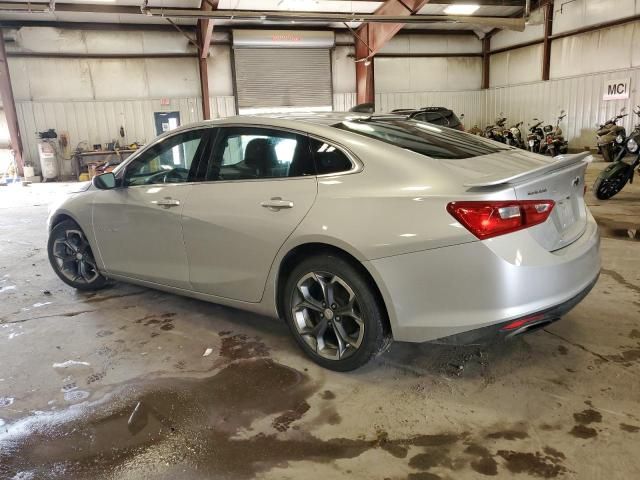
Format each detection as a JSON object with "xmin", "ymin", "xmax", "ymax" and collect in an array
[{"xmin": 92, "ymin": 172, "xmax": 117, "ymax": 190}]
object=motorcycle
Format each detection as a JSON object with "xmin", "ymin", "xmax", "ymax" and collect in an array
[
  {"xmin": 467, "ymin": 124, "xmax": 483, "ymax": 136},
  {"xmin": 504, "ymin": 121, "xmax": 524, "ymax": 148},
  {"xmin": 596, "ymin": 107, "xmax": 628, "ymax": 162},
  {"xmin": 484, "ymin": 115, "xmax": 508, "ymax": 143},
  {"xmin": 593, "ymin": 106, "xmax": 640, "ymax": 200},
  {"xmin": 540, "ymin": 111, "xmax": 568, "ymax": 157},
  {"xmin": 526, "ymin": 118, "xmax": 545, "ymax": 153}
]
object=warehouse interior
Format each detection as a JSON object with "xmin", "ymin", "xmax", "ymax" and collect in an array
[{"xmin": 0, "ymin": 0, "xmax": 639, "ymax": 479}]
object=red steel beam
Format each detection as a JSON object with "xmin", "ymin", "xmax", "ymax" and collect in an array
[
  {"xmin": 482, "ymin": 35, "xmax": 490, "ymax": 89},
  {"xmin": 0, "ymin": 29, "xmax": 23, "ymax": 176},
  {"xmin": 355, "ymin": 0, "xmax": 431, "ymax": 104},
  {"xmin": 197, "ymin": 0, "xmax": 218, "ymax": 120},
  {"xmin": 541, "ymin": 0, "xmax": 553, "ymax": 81}
]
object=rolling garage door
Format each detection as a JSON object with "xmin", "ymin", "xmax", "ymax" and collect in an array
[{"xmin": 232, "ymin": 30, "xmax": 334, "ymax": 112}]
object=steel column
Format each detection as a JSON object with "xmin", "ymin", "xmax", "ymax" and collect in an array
[
  {"xmin": 542, "ymin": 0, "xmax": 553, "ymax": 81},
  {"xmin": 197, "ymin": 29, "xmax": 211, "ymax": 120},
  {"xmin": 482, "ymin": 35, "xmax": 490, "ymax": 89},
  {"xmin": 0, "ymin": 28, "xmax": 23, "ymax": 176},
  {"xmin": 355, "ymin": 24, "xmax": 374, "ymax": 104},
  {"xmin": 197, "ymin": 0, "xmax": 217, "ymax": 120}
]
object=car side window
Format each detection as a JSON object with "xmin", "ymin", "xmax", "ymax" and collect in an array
[
  {"xmin": 206, "ymin": 127, "xmax": 315, "ymax": 181},
  {"xmin": 124, "ymin": 129, "xmax": 207, "ymax": 186},
  {"xmin": 309, "ymin": 138, "xmax": 354, "ymax": 175}
]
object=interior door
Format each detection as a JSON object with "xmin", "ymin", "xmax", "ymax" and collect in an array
[
  {"xmin": 181, "ymin": 126, "xmax": 318, "ymax": 302},
  {"xmin": 154, "ymin": 111, "xmax": 181, "ymax": 136},
  {"xmin": 92, "ymin": 128, "xmax": 211, "ymax": 289}
]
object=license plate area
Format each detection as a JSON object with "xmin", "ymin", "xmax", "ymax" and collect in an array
[
  {"xmin": 513, "ymin": 161, "xmax": 588, "ymax": 251},
  {"xmin": 555, "ymin": 197, "xmax": 576, "ymax": 230}
]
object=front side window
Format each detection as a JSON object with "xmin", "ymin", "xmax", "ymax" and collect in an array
[
  {"xmin": 206, "ymin": 127, "xmax": 314, "ymax": 181},
  {"xmin": 124, "ymin": 129, "xmax": 207, "ymax": 186}
]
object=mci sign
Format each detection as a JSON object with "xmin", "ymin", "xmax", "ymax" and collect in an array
[{"xmin": 603, "ymin": 78, "xmax": 630, "ymax": 101}]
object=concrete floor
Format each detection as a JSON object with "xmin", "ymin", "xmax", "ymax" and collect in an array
[{"xmin": 0, "ymin": 159, "xmax": 638, "ymax": 480}]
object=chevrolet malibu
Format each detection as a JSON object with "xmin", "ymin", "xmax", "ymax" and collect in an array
[{"xmin": 47, "ymin": 114, "xmax": 600, "ymax": 371}]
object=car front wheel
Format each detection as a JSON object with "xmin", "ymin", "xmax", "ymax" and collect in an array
[
  {"xmin": 283, "ymin": 254, "xmax": 390, "ymax": 371},
  {"xmin": 48, "ymin": 220, "xmax": 108, "ymax": 291}
]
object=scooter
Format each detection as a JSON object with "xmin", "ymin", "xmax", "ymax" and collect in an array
[
  {"xmin": 484, "ymin": 115, "xmax": 508, "ymax": 143},
  {"xmin": 540, "ymin": 111, "xmax": 568, "ymax": 157},
  {"xmin": 504, "ymin": 121, "xmax": 525, "ymax": 148},
  {"xmin": 526, "ymin": 119, "xmax": 545, "ymax": 153},
  {"xmin": 597, "ymin": 107, "xmax": 628, "ymax": 162},
  {"xmin": 593, "ymin": 106, "xmax": 640, "ymax": 200}
]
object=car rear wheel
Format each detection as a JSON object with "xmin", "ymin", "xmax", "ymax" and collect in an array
[
  {"xmin": 283, "ymin": 254, "xmax": 390, "ymax": 371},
  {"xmin": 48, "ymin": 220, "xmax": 109, "ymax": 291}
]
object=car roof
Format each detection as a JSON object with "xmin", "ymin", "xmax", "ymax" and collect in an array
[
  {"xmin": 129, "ymin": 113, "xmax": 416, "ymax": 163},
  {"xmin": 167, "ymin": 112, "xmax": 411, "ymax": 135},
  {"xmin": 242, "ymin": 112, "xmax": 409, "ymax": 126}
]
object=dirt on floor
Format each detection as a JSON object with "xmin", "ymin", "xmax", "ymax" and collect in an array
[{"xmin": 0, "ymin": 158, "xmax": 639, "ymax": 480}]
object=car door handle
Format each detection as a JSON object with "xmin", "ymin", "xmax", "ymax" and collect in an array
[
  {"xmin": 156, "ymin": 198, "xmax": 180, "ymax": 209},
  {"xmin": 261, "ymin": 197, "xmax": 294, "ymax": 210}
]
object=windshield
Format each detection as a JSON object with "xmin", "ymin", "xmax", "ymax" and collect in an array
[{"xmin": 333, "ymin": 119, "xmax": 510, "ymax": 159}]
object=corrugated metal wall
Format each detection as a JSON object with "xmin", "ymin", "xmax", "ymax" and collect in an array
[
  {"xmin": 375, "ymin": 90, "xmax": 486, "ymax": 131},
  {"xmin": 375, "ymin": 57, "xmax": 482, "ymax": 92},
  {"xmin": 375, "ymin": 65, "xmax": 640, "ymax": 150},
  {"xmin": 333, "ymin": 93, "xmax": 357, "ymax": 112},
  {"xmin": 17, "ymin": 96, "xmax": 236, "ymax": 174},
  {"xmin": 485, "ymin": 67, "xmax": 640, "ymax": 149}
]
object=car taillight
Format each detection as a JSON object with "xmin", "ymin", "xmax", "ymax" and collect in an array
[{"xmin": 446, "ymin": 200, "xmax": 555, "ymax": 240}]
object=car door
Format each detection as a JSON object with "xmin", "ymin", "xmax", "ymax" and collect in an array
[
  {"xmin": 180, "ymin": 126, "xmax": 318, "ymax": 302},
  {"xmin": 92, "ymin": 128, "xmax": 213, "ymax": 289}
]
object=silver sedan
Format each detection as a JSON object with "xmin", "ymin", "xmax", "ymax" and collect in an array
[{"xmin": 47, "ymin": 113, "xmax": 601, "ymax": 371}]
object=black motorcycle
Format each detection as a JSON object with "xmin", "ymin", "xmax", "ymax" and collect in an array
[
  {"xmin": 593, "ymin": 106, "xmax": 640, "ymax": 200},
  {"xmin": 526, "ymin": 119, "xmax": 544, "ymax": 153},
  {"xmin": 484, "ymin": 115, "xmax": 508, "ymax": 143}
]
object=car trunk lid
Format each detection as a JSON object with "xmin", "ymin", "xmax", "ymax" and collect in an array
[{"xmin": 441, "ymin": 150, "xmax": 591, "ymax": 251}]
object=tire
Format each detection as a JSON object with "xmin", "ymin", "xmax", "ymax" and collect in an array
[
  {"xmin": 594, "ymin": 173, "xmax": 628, "ymax": 200},
  {"xmin": 283, "ymin": 254, "xmax": 391, "ymax": 372},
  {"xmin": 47, "ymin": 219, "xmax": 109, "ymax": 291}
]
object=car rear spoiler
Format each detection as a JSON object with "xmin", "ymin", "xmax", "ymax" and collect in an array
[{"xmin": 463, "ymin": 152, "xmax": 592, "ymax": 188}]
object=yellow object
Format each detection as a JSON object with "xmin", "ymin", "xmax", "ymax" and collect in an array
[{"xmin": 79, "ymin": 173, "xmax": 90, "ymax": 182}]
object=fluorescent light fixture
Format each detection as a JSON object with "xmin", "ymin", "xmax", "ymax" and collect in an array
[{"xmin": 443, "ymin": 4, "xmax": 480, "ymax": 15}]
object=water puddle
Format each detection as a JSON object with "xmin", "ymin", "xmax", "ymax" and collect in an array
[
  {"xmin": 0, "ymin": 358, "xmax": 319, "ymax": 479},
  {"xmin": 0, "ymin": 358, "xmax": 571, "ymax": 479}
]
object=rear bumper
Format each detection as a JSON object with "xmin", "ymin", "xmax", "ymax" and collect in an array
[
  {"xmin": 430, "ymin": 273, "xmax": 599, "ymax": 345},
  {"xmin": 365, "ymin": 210, "xmax": 601, "ymax": 343}
]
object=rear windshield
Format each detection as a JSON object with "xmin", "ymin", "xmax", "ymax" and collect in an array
[
  {"xmin": 422, "ymin": 111, "xmax": 460, "ymax": 127},
  {"xmin": 333, "ymin": 119, "xmax": 509, "ymax": 160}
]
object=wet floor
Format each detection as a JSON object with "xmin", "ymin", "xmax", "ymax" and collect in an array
[{"xmin": 1, "ymin": 162, "xmax": 640, "ymax": 479}]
